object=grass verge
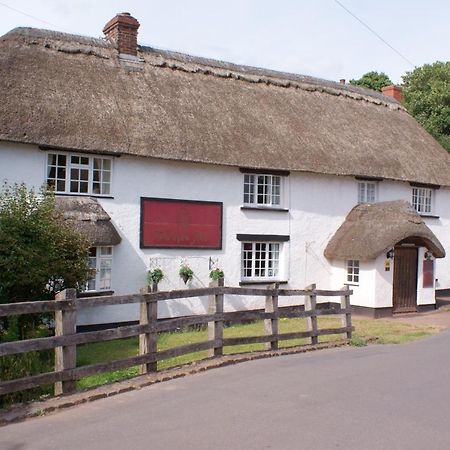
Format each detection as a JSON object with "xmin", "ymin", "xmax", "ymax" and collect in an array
[{"xmin": 76, "ymin": 316, "xmax": 440, "ymax": 390}]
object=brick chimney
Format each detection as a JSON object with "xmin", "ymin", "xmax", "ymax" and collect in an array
[
  {"xmin": 381, "ymin": 85, "xmax": 403, "ymax": 103},
  {"xmin": 103, "ymin": 12, "xmax": 140, "ymax": 57}
]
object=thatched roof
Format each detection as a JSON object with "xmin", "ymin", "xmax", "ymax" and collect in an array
[
  {"xmin": 324, "ymin": 201, "xmax": 445, "ymax": 261},
  {"xmin": 1, "ymin": 27, "xmax": 450, "ymax": 185},
  {"xmin": 55, "ymin": 196, "xmax": 121, "ymax": 246}
]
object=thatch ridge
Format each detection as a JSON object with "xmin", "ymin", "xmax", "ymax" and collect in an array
[
  {"xmin": 1, "ymin": 27, "xmax": 450, "ymax": 186},
  {"xmin": 3, "ymin": 27, "xmax": 401, "ymax": 109},
  {"xmin": 139, "ymin": 44, "xmax": 402, "ymax": 108},
  {"xmin": 324, "ymin": 201, "xmax": 445, "ymax": 261},
  {"xmin": 2, "ymin": 27, "xmax": 110, "ymax": 48}
]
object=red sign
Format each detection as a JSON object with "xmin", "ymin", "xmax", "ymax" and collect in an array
[
  {"xmin": 140, "ymin": 198, "xmax": 222, "ymax": 249},
  {"xmin": 423, "ymin": 259, "xmax": 434, "ymax": 288}
]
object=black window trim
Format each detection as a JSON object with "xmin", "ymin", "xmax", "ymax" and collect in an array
[
  {"xmin": 239, "ymin": 167, "xmax": 290, "ymax": 177},
  {"xmin": 409, "ymin": 182, "xmax": 440, "ymax": 190},
  {"xmin": 236, "ymin": 234, "xmax": 290, "ymax": 242},
  {"xmin": 354, "ymin": 175, "xmax": 383, "ymax": 182}
]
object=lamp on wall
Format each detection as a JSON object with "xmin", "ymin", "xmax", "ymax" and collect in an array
[
  {"xmin": 424, "ymin": 251, "xmax": 433, "ymax": 260},
  {"xmin": 386, "ymin": 249, "xmax": 394, "ymax": 259}
]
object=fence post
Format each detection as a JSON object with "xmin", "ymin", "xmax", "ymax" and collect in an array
[
  {"xmin": 54, "ymin": 288, "xmax": 77, "ymax": 395},
  {"xmin": 341, "ymin": 285, "xmax": 352, "ymax": 340},
  {"xmin": 139, "ymin": 282, "xmax": 158, "ymax": 374},
  {"xmin": 304, "ymin": 283, "xmax": 318, "ymax": 345},
  {"xmin": 264, "ymin": 282, "xmax": 279, "ymax": 350},
  {"xmin": 208, "ymin": 277, "xmax": 224, "ymax": 357}
]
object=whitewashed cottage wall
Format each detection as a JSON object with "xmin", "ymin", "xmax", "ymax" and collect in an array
[{"xmin": 1, "ymin": 141, "xmax": 449, "ymax": 324}]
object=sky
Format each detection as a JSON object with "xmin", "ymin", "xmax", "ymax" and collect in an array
[{"xmin": 0, "ymin": 0, "xmax": 448, "ymax": 84}]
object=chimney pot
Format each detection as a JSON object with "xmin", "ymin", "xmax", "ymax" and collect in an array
[
  {"xmin": 103, "ymin": 12, "xmax": 140, "ymax": 57},
  {"xmin": 381, "ymin": 85, "xmax": 403, "ymax": 103}
]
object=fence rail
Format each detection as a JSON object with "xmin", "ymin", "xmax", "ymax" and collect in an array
[
  {"xmin": 0, "ymin": 281, "xmax": 353, "ymax": 397},
  {"xmin": 0, "ymin": 288, "xmax": 348, "ymax": 317}
]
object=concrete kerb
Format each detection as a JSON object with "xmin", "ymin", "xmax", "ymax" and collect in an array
[{"xmin": 0, "ymin": 339, "xmax": 366, "ymax": 426}]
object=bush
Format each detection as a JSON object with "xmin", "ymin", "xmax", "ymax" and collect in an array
[
  {"xmin": 0, "ymin": 351, "xmax": 54, "ymax": 408},
  {"xmin": 0, "ymin": 183, "xmax": 91, "ymax": 406},
  {"xmin": 0, "ymin": 184, "xmax": 91, "ymax": 335}
]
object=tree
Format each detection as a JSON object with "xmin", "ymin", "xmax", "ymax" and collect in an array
[
  {"xmin": 349, "ymin": 71, "xmax": 392, "ymax": 92},
  {"xmin": 0, "ymin": 183, "xmax": 91, "ymax": 338},
  {"xmin": 402, "ymin": 61, "xmax": 450, "ymax": 152}
]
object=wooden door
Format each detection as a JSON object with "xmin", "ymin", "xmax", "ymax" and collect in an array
[{"xmin": 393, "ymin": 246, "xmax": 418, "ymax": 313}]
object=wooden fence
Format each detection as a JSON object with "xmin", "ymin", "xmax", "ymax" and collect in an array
[{"xmin": 0, "ymin": 281, "xmax": 353, "ymax": 397}]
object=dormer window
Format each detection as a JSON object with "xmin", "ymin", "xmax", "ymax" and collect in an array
[
  {"xmin": 47, "ymin": 153, "xmax": 112, "ymax": 196},
  {"xmin": 244, "ymin": 173, "xmax": 281, "ymax": 206},
  {"xmin": 412, "ymin": 187, "xmax": 433, "ymax": 214},
  {"xmin": 358, "ymin": 181, "xmax": 377, "ymax": 204},
  {"xmin": 241, "ymin": 169, "xmax": 289, "ymax": 210}
]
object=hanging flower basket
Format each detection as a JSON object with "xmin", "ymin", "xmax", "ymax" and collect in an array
[
  {"xmin": 179, "ymin": 265, "xmax": 194, "ymax": 284},
  {"xmin": 209, "ymin": 268, "xmax": 224, "ymax": 281},
  {"xmin": 147, "ymin": 268, "xmax": 164, "ymax": 285}
]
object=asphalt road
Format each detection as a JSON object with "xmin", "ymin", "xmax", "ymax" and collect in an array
[{"xmin": 2, "ymin": 332, "xmax": 450, "ymax": 450}]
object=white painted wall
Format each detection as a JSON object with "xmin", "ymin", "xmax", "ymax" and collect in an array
[
  {"xmin": 1, "ymin": 141, "xmax": 448, "ymax": 323},
  {"xmin": 0, "ymin": 142, "xmax": 46, "ymax": 187},
  {"xmin": 331, "ymin": 260, "xmax": 376, "ymax": 308},
  {"xmin": 417, "ymin": 247, "xmax": 436, "ymax": 306},
  {"xmin": 374, "ymin": 254, "xmax": 393, "ymax": 308},
  {"xmin": 425, "ymin": 187, "xmax": 450, "ymax": 289}
]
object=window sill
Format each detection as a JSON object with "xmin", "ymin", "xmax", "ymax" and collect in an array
[
  {"xmin": 78, "ymin": 290, "xmax": 114, "ymax": 298},
  {"xmin": 344, "ymin": 283, "xmax": 359, "ymax": 287},
  {"xmin": 54, "ymin": 193, "xmax": 114, "ymax": 199},
  {"xmin": 241, "ymin": 206, "xmax": 289, "ymax": 212},
  {"xmin": 239, "ymin": 280, "xmax": 288, "ymax": 286},
  {"xmin": 419, "ymin": 214, "xmax": 440, "ymax": 219}
]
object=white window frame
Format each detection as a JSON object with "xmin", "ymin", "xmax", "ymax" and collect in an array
[
  {"xmin": 357, "ymin": 181, "xmax": 377, "ymax": 204},
  {"xmin": 46, "ymin": 152, "xmax": 113, "ymax": 196},
  {"xmin": 243, "ymin": 173, "xmax": 284, "ymax": 208},
  {"xmin": 412, "ymin": 187, "xmax": 433, "ymax": 215},
  {"xmin": 86, "ymin": 246, "xmax": 113, "ymax": 292},
  {"xmin": 346, "ymin": 260, "xmax": 360, "ymax": 285},
  {"xmin": 241, "ymin": 242, "xmax": 282, "ymax": 281}
]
